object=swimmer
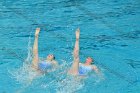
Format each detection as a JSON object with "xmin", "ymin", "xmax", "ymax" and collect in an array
[
  {"xmin": 68, "ymin": 28, "xmax": 100, "ymax": 76},
  {"xmin": 32, "ymin": 28, "xmax": 58, "ymax": 72}
]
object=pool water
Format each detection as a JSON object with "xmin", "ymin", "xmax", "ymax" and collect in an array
[{"xmin": 0, "ymin": 0, "xmax": 140, "ymax": 93}]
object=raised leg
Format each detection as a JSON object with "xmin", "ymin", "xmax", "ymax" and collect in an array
[
  {"xmin": 32, "ymin": 28, "xmax": 40, "ymax": 68},
  {"xmin": 68, "ymin": 28, "xmax": 80, "ymax": 75}
]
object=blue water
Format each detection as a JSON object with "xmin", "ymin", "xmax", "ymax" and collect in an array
[{"xmin": 0, "ymin": 0, "xmax": 140, "ymax": 93}]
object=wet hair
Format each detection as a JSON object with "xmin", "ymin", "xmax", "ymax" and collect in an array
[
  {"xmin": 87, "ymin": 57, "xmax": 93, "ymax": 60},
  {"xmin": 53, "ymin": 56, "xmax": 55, "ymax": 60},
  {"xmin": 87, "ymin": 57, "xmax": 94, "ymax": 63},
  {"xmin": 47, "ymin": 54, "xmax": 55, "ymax": 60}
]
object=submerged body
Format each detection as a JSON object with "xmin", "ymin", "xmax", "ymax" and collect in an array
[
  {"xmin": 38, "ymin": 60, "xmax": 58, "ymax": 72},
  {"xmin": 78, "ymin": 63, "xmax": 93, "ymax": 75}
]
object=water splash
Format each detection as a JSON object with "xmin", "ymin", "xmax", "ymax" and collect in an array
[
  {"xmin": 9, "ymin": 32, "xmax": 40, "ymax": 84},
  {"xmin": 24, "ymin": 35, "xmax": 33, "ymax": 65},
  {"xmin": 9, "ymin": 32, "xmax": 104, "ymax": 92},
  {"xmin": 39, "ymin": 60, "xmax": 104, "ymax": 93}
]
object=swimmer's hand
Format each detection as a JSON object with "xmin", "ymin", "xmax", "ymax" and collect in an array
[
  {"xmin": 76, "ymin": 28, "xmax": 80, "ymax": 39},
  {"xmin": 35, "ymin": 28, "xmax": 40, "ymax": 37}
]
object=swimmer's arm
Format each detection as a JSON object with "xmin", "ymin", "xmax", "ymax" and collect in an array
[
  {"xmin": 92, "ymin": 65, "xmax": 104, "ymax": 79},
  {"xmin": 92, "ymin": 65, "xmax": 100, "ymax": 74},
  {"xmin": 53, "ymin": 61, "xmax": 59, "ymax": 68}
]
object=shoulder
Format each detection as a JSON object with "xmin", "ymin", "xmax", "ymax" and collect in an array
[
  {"xmin": 92, "ymin": 65, "xmax": 97, "ymax": 69},
  {"xmin": 52, "ymin": 60, "xmax": 58, "ymax": 65}
]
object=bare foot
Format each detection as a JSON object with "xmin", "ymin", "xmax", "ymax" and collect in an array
[
  {"xmin": 76, "ymin": 28, "xmax": 80, "ymax": 39},
  {"xmin": 35, "ymin": 28, "xmax": 40, "ymax": 37}
]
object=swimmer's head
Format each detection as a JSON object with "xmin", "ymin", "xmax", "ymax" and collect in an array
[
  {"xmin": 85, "ymin": 57, "xmax": 94, "ymax": 64},
  {"xmin": 47, "ymin": 54, "xmax": 55, "ymax": 61}
]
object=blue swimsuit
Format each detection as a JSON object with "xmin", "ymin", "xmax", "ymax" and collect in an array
[
  {"xmin": 79, "ymin": 64, "xmax": 92, "ymax": 75},
  {"xmin": 38, "ymin": 61, "xmax": 53, "ymax": 72}
]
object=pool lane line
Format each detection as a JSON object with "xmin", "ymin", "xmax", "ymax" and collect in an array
[
  {"xmin": 97, "ymin": 62, "xmax": 137, "ymax": 84},
  {"xmin": 72, "ymin": 1, "xmax": 139, "ymax": 35},
  {"xmin": 2, "ymin": 3, "xmax": 51, "ymax": 30},
  {"xmin": 1, "ymin": 47, "xmax": 25, "ymax": 62},
  {"xmin": 73, "ymin": 3, "xmax": 124, "ymax": 34},
  {"xmin": 125, "ymin": 59, "xmax": 140, "ymax": 69},
  {"xmin": 2, "ymin": 4, "xmax": 71, "ymax": 43}
]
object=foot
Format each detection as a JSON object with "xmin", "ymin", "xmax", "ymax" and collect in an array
[
  {"xmin": 35, "ymin": 28, "xmax": 40, "ymax": 37},
  {"xmin": 76, "ymin": 28, "xmax": 80, "ymax": 39}
]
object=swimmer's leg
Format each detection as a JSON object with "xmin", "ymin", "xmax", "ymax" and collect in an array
[
  {"xmin": 32, "ymin": 28, "xmax": 40, "ymax": 68},
  {"xmin": 68, "ymin": 28, "xmax": 80, "ymax": 75}
]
